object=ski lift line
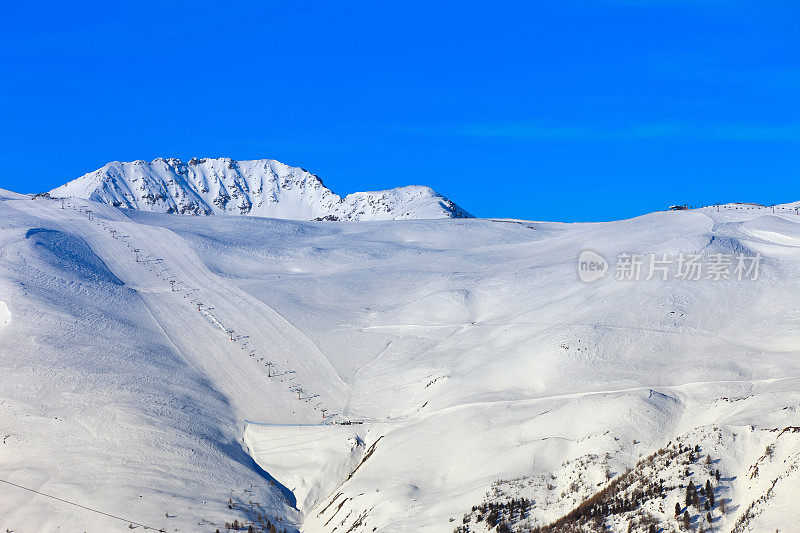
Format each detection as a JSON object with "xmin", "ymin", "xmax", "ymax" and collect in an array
[
  {"xmin": 0, "ymin": 478, "xmax": 161, "ymax": 531},
  {"xmin": 109, "ymin": 238, "xmax": 329, "ymax": 421}
]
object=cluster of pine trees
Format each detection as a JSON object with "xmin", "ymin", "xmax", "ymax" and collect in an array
[
  {"xmin": 216, "ymin": 514, "xmax": 285, "ymax": 532},
  {"xmin": 675, "ymin": 474, "xmax": 721, "ymax": 531},
  {"xmin": 454, "ymin": 498, "xmax": 532, "ymax": 532},
  {"xmin": 457, "ymin": 440, "xmax": 730, "ymax": 533},
  {"xmin": 218, "ymin": 497, "xmax": 287, "ymax": 533}
]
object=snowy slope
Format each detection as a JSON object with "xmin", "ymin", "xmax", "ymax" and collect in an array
[
  {"xmin": 0, "ymin": 187, "xmax": 25, "ymax": 200},
  {"xmin": 50, "ymin": 158, "xmax": 472, "ymax": 221},
  {"xmin": 0, "ymin": 195, "xmax": 799, "ymax": 532}
]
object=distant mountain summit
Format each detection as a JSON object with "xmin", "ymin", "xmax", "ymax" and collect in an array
[{"xmin": 50, "ymin": 157, "xmax": 472, "ymax": 221}]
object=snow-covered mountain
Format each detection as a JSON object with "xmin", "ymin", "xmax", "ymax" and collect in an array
[
  {"xmin": 1, "ymin": 193, "xmax": 799, "ymax": 532},
  {"xmin": 50, "ymin": 157, "xmax": 472, "ymax": 221}
]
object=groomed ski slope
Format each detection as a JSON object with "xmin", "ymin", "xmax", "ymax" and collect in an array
[{"xmin": 0, "ymin": 194, "xmax": 798, "ymax": 531}]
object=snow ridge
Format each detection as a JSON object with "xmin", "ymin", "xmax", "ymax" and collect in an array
[{"xmin": 50, "ymin": 158, "xmax": 472, "ymax": 221}]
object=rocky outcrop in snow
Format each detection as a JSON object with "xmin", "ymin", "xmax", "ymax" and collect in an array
[{"xmin": 50, "ymin": 157, "xmax": 472, "ymax": 221}]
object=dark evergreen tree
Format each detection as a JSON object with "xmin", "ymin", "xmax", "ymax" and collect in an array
[
  {"xmin": 486, "ymin": 509, "xmax": 499, "ymax": 528},
  {"xmin": 676, "ymin": 502, "xmax": 682, "ymax": 515}
]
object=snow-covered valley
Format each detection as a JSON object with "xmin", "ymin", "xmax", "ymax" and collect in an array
[{"xmin": 0, "ymin": 191, "xmax": 799, "ymax": 532}]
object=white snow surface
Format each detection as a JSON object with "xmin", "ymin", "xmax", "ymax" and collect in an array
[
  {"xmin": 0, "ymin": 196, "xmax": 798, "ymax": 532},
  {"xmin": 50, "ymin": 158, "xmax": 472, "ymax": 221},
  {"xmin": 0, "ymin": 300, "xmax": 9, "ymax": 331}
]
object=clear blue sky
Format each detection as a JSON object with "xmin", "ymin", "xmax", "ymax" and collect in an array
[{"xmin": 1, "ymin": 1, "xmax": 798, "ymax": 221}]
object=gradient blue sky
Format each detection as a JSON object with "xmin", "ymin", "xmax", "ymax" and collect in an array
[{"xmin": 1, "ymin": 0, "xmax": 798, "ymax": 221}]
